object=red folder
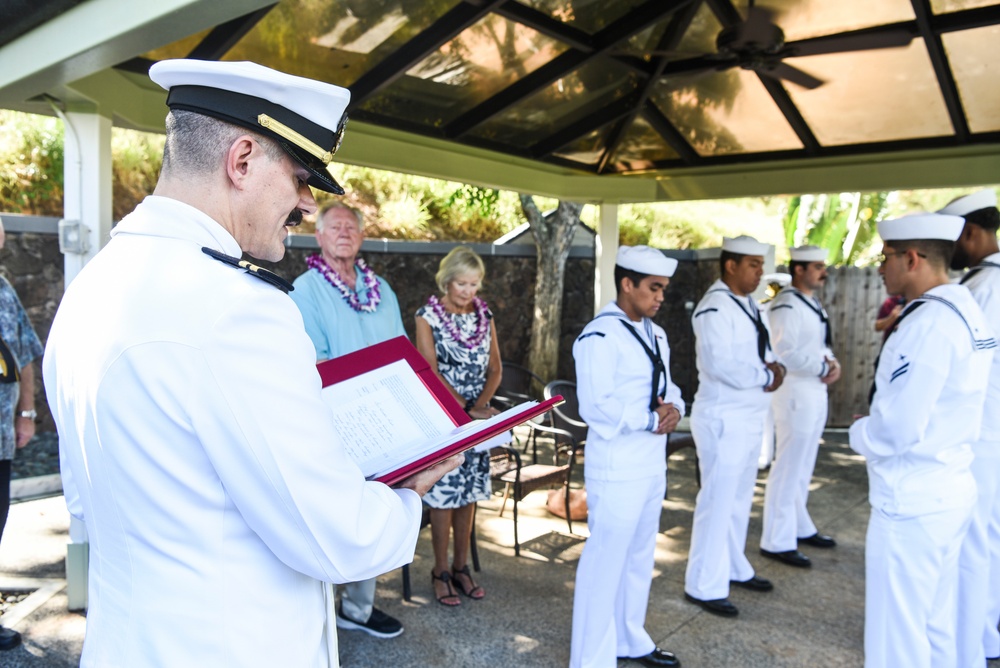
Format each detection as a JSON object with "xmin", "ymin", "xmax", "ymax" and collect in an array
[{"xmin": 317, "ymin": 336, "xmax": 563, "ymax": 486}]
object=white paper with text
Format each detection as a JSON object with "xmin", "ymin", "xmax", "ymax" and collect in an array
[{"xmin": 320, "ymin": 359, "xmax": 538, "ymax": 480}]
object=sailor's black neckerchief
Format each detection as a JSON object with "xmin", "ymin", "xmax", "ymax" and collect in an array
[
  {"xmin": 868, "ymin": 301, "xmax": 924, "ymax": 406},
  {"xmin": 707, "ymin": 287, "xmax": 771, "ymax": 363},
  {"xmin": 787, "ymin": 289, "xmax": 833, "ymax": 348},
  {"xmin": 595, "ymin": 311, "xmax": 666, "ymax": 411},
  {"xmin": 960, "ymin": 260, "xmax": 1000, "ymax": 285},
  {"xmin": 867, "ymin": 292, "xmax": 999, "ymax": 406}
]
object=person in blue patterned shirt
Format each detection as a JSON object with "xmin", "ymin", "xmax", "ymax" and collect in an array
[{"xmin": 0, "ymin": 218, "xmax": 44, "ymax": 652}]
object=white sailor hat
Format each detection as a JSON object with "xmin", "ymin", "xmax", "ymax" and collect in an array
[
  {"xmin": 789, "ymin": 245, "xmax": 828, "ymax": 262},
  {"xmin": 877, "ymin": 213, "xmax": 964, "ymax": 242},
  {"xmin": 762, "ymin": 272, "xmax": 792, "ymax": 287},
  {"xmin": 149, "ymin": 59, "xmax": 350, "ymax": 195},
  {"xmin": 722, "ymin": 235, "xmax": 769, "ymax": 256},
  {"xmin": 616, "ymin": 245, "xmax": 678, "ymax": 277},
  {"xmin": 937, "ymin": 189, "xmax": 998, "ymax": 217}
]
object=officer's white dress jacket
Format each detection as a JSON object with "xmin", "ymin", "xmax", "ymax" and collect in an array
[
  {"xmin": 573, "ymin": 302, "xmax": 684, "ymax": 481},
  {"xmin": 768, "ymin": 287, "xmax": 834, "ymax": 384},
  {"xmin": 44, "ymin": 196, "xmax": 423, "ymax": 667},
  {"xmin": 849, "ymin": 283, "xmax": 995, "ymax": 516},
  {"xmin": 962, "ymin": 253, "xmax": 1000, "ymax": 442},
  {"xmin": 691, "ymin": 280, "xmax": 776, "ymax": 417}
]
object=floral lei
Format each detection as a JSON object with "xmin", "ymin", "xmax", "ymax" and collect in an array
[
  {"xmin": 427, "ymin": 295, "xmax": 490, "ymax": 350},
  {"xmin": 306, "ymin": 254, "xmax": 382, "ymax": 313}
]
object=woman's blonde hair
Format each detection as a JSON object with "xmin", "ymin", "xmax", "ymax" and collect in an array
[{"xmin": 436, "ymin": 246, "xmax": 485, "ymax": 293}]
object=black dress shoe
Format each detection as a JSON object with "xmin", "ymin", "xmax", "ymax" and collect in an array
[
  {"xmin": 684, "ymin": 592, "xmax": 738, "ymax": 617},
  {"xmin": 0, "ymin": 626, "xmax": 22, "ymax": 651},
  {"xmin": 799, "ymin": 533, "xmax": 837, "ymax": 548},
  {"xmin": 620, "ymin": 647, "xmax": 681, "ymax": 667},
  {"xmin": 731, "ymin": 575, "xmax": 773, "ymax": 592},
  {"xmin": 760, "ymin": 548, "xmax": 812, "ymax": 568}
]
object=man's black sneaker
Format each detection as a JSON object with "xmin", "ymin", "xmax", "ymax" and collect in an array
[{"xmin": 335, "ymin": 607, "xmax": 404, "ymax": 639}]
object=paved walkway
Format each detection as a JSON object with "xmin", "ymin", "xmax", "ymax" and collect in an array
[{"xmin": 0, "ymin": 430, "xmax": 987, "ymax": 667}]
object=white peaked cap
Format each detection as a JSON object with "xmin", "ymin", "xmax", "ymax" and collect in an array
[
  {"xmin": 722, "ymin": 235, "xmax": 769, "ymax": 256},
  {"xmin": 877, "ymin": 213, "xmax": 965, "ymax": 242},
  {"xmin": 938, "ymin": 189, "xmax": 998, "ymax": 217},
  {"xmin": 616, "ymin": 245, "xmax": 678, "ymax": 277},
  {"xmin": 149, "ymin": 59, "xmax": 351, "ymax": 194},
  {"xmin": 762, "ymin": 272, "xmax": 792, "ymax": 287},
  {"xmin": 789, "ymin": 245, "xmax": 828, "ymax": 262}
]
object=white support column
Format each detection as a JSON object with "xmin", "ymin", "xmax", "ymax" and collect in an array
[
  {"xmin": 62, "ymin": 110, "xmax": 113, "ymax": 281},
  {"xmin": 594, "ymin": 202, "xmax": 619, "ymax": 312},
  {"xmin": 60, "ymin": 109, "xmax": 112, "ymax": 611}
]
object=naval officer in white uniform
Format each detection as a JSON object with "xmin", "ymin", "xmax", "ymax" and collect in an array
[
  {"xmin": 760, "ymin": 246, "xmax": 841, "ymax": 565},
  {"xmin": 940, "ymin": 190, "xmax": 1000, "ymax": 667},
  {"xmin": 850, "ymin": 213, "xmax": 995, "ymax": 668},
  {"xmin": 43, "ymin": 60, "xmax": 459, "ymax": 668},
  {"xmin": 571, "ymin": 245, "xmax": 684, "ymax": 668},
  {"xmin": 684, "ymin": 235, "xmax": 784, "ymax": 618}
]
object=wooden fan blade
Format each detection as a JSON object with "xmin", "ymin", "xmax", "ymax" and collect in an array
[
  {"xmin": 660, "ymin": 54, "xmax": 736, "ymax": 77},
  {"xmin": 608, "ymin": 48, "xmax": 706, "ymax": 59},
  {"xmin": 765, "ymin": 62, "xmax": 824, "ymax": 89},
  {"xmin": 787, "ymin": 27, "xmax": 915, "ymax": 58},
  {"xmin": 741, "ymin": 5, "xmax": 778, "ymax": 45}
]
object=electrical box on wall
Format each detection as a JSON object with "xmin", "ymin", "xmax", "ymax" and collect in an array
[{"xmin": 58, "ymin": 219, "xmax": 90, "ymax": 254}]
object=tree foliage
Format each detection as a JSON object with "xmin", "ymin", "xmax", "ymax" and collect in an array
[
  {"xmin": 780, "ymin": 192, "xmax": 893, "ymax": 266},
  {"xmin": 0, "ymin": 110, "xmax": 64, "ymax": 216}
]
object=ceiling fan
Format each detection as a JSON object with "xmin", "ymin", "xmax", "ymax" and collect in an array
[{"xmin": 646, "ymin": 4, "xmax": 916, "ymax": 90}]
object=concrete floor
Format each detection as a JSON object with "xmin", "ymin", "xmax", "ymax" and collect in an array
[{"xmin": 0, "ymin": 430, "xmax": 981, "ymax": 667}]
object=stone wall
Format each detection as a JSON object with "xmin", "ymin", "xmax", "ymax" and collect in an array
[
  {"xmin": 0, "ymin": 232, "xmax": 63, "ymax": 432},
  {"xmin": 8, "ymin": 233, "xmax": 716, "ymax": 432},
  {"xmin": 268, "ymin": 247, "xmax": 597, "ymax": 383}
]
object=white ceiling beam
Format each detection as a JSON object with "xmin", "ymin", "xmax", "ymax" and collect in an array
[{"xmin": 0, "ymin": 0, "xmax": 272, "ymax": 107}]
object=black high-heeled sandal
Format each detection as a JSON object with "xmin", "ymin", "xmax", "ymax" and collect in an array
[
  {"xmin": 451, "ymin": 565, "xmax": 485, "ymax": 600},
  {"xmin": 431, "ymin": 569, "xmax": 461, "ymax": 606}
]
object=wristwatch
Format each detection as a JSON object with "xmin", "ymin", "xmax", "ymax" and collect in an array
[{"xmin": 18, "ymin": 409, "xmax": 37, "ymax": 420}]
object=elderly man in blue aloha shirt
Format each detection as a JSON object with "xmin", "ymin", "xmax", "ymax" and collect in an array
[{"xmin": 0, "ymin": 218, "xmax": 44, "ymax": 652}]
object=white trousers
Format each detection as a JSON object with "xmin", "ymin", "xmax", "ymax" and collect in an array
[
  {"xmin": 338, "ymin": 577, "xmax": 376, "ymax": 623},
  {"xmin": 685, "ymin": 412, "xmax": 762, "ymax": 600},
  {"xmin": 570, "ymin": 473, "xmax": 666, "ymax": 668},
  {"xmin": 758, "ymin": 406, "xmax": 776, "ymax": 470},
  {"xmin": 957, "ymin": 442, "xmax": 1000, "ymax": 666},
  {"xmin": 761, "ymin": 383, "xmax": 827, "ymax": 552},
  {"xmin": 865, "ymin": 504, "xmax": 973, "ymax": 668}
]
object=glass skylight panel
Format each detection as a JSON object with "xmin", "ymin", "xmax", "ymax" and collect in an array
[
  {"xmin": 783, "ymin": 40, "xmax": 953, "ymax": 145},
  {"xmin": 551, "ymin": 128, "xmax": 608, "ymax": 166},
  {"xmin": 929, "ymin": 0, "xmax": 1000, "ymax": 13},
  {"xmin": 468, "ymin": 59, "xmax": 640, "ymax": 148},
  {"xmin": 729, "ymin": 0, "xmax": 915, "ymax": 41},
  {"xmin": 943, "ymin": 25, "xmax": 1000, "ymax": 133},
  {"xmin": 651, "ymin": 68, "xmax": 802, "ymax": 156},
  {"xmin": 360, "ymin": 14, "xmax": 570, "ymax": 127},
  {"xmin": 608, "ymin": 114, "xmax": 680, "ymax": 171},
  {"xmin": 212, "ymin": 0, "xmax": 464, "ymax": 88},
  {"xmin": 517, "ymin": 0, "xmax": 649, "ymax": 34}
]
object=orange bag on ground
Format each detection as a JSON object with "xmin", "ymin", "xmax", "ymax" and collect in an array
[{"xmin": 547, "ymin": 487, "xmax": 588, "ymax": 521}]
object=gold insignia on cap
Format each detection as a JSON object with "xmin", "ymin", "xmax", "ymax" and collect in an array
[{"xmin": 258, "ymin": 114, "xmax": 334, "ymax": 164}]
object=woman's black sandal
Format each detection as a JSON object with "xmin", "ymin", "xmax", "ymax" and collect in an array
[
  {"xmin": 451, "ymin": 565, "xmax": 485, "ymax": 600},
  {"xmin": 432, "ymin": 569, "xmax": 461, "ymax": 606}
]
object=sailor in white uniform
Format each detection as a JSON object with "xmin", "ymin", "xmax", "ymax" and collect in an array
[
  {"xmin": 758, "ymin": 272, "xmax": 791, "ymax": 471},
  {"xmin": 940, "ymin": 190, "xmax": 1000, "ymax": 667},
  {"xmin": 850, "ymin": 213, "xmax": 995, "ymax": 668},
  {"xmin": 43, "ymin": 60, "xmax": 458, "ymax": 668},
  {"xmin": 760, "ymin": 246, "xmax": 841, "ymax": 565},
  {"xmin": 571, "ymin": 246, "xmax": 684, "ymax": 668},
  {"xmin": 684, "ymin": 236, "xmax": 785, "ymax": 617}
]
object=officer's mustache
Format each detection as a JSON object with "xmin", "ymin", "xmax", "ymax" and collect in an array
[{"xmin": 285, "ymin": 209, "xmax": 304, "ymax": 227}]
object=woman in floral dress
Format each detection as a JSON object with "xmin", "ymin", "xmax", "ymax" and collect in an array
[{"xmin": 415, "ymin": 246, "xmax": 502, "ymax": 607}]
